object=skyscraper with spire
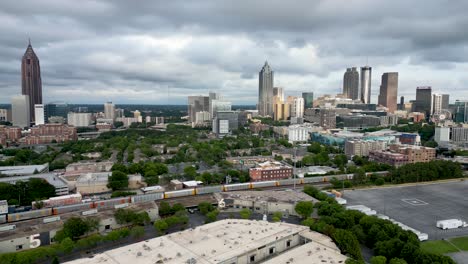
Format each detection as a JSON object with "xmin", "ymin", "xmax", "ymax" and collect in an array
[
  {"xmin": 21, "ymin": 39, "xmax": 43, "ymax": 123},
  {"xmin": 258, "ymin": 61, "xmax": 274, "ymax": 116}
]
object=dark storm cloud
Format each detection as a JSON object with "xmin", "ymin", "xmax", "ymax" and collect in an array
[{"xmin": 1, "ymin": 0, "xmax": 468, "ymax": 104}]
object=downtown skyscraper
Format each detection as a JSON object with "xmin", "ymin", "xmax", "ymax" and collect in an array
[
  {"xmin": 414, "ymin": 87, "xmax": 432, "ymax": 117},
  {"xmin": 343, "ymin": 67, "xmax": 359, "ymax": 100},
  {"xmin": 21, "ymin": 40, "xmax": 42, "ymax": 123},
  {"xmin": 360, "ymin": 66, "xmax": 372, "ymax": 104},
  {"xmin": 378, "ymin": 72, "xmax": 399, "ymax": 113},
  {"xmin": 258, "ymin": 61, "xmax": 274, "ymax": 117}
]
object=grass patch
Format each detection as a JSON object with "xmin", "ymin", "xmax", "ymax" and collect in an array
[
  {"xmin": 421, "ymin": 240, "xmax": 459, "ymax": 255},
  {"xmin": 450, "ymin": 236, "xmax": 468, "ymax": 251}
]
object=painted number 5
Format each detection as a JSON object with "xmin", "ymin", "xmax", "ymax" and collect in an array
[{"xmin": 30, "ymin": 234, "xmax": 41, "ymax": 248}]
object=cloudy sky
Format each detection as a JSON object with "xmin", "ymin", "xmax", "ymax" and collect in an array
[{"xmin": 1, "ymin": 0, "xmax": 468, "ymax": 105}]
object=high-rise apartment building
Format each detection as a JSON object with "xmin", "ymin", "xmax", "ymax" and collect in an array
[
  {"xmin": 360, "ymin": 66, "xmax": 372, "ymax": 104},
  {"xmin": 188, "ymin": 96, "xmax": 210, "ymax": 123},
  {"xmin": 343, "ymin": 67, "xmax": 359, "ymax": 100},
  {"xmin": 12, "ymin": 95, "xmax": 30, "ymax": 128},
  {"xmin": 21, "ymin": 40, "xmax": 42, "ymax": 122},
  {"xmin": 34, "ymin": 104, "xmax": 45, "ymax": 125},
  {"xmin": 432, "ymin": 94, "xmax": 443, "ymax": 115},
  {"xmin": 287, "ymin": 96, "xmax": 304, "ymax": 118},
  {"xmin": 67, "ymin": 113, "xmax": 92, "ymax": 127},
  {"xmin": 302, "ymin": 92, "xmax": 314, "ymax": 109},
  {"xmin": 273, "ymin": 97, "xmax": 290, "ymax": 121},
  {"xmin": 378, "ymin": 72, "xmax": 398, "ymax": 113},
  {"xmin": 104, "ymin": 102, "xmax": 115, "ymax": 122},
  {"xmin": 414, "ymin": 87, "xmax": 432, "ymax": 117},
  {"xmin": 258, "ymin": 61, "xmax": 274, "ymax": 117}
]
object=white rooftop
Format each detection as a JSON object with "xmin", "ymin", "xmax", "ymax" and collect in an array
[
  {"xmin": 0, "ymin": 163, "xmax": 48, "ymax": 176},
  {"xmin": 0, "ymin": 173, "xmax": 67, "ymax": 189},
  {"xmin": 76, "ymin": 172, "xmax": 111, "ymax": 184},
  {"xmin": 64, "ymin": 219, "xmax": 345, "ymax": 264}
]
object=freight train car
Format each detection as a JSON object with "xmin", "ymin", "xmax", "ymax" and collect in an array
[
  {"xmin": 7, "ymin": 208, "xmax": 53, "ymax": 222},
  {"xmin": 94, "ymin": 197, "xmax": 131, "ymax": 209},
  {"xmin": 52, "ymin": 202, "xmax": 94, "ymax": 215},
  {"xmin": 251, "ymin": 181, "xmax": 277, "ymax": 188},
  {"xmin": 131, "ymin": 193, "xmax": 164, "ymax": 203},
  {"xmin": 164, "ymin": 189, "xmax": 195, "ymax": 198},
  {"xmin": 223, "ymin": 183, "xmax": 251, "ymax": 191},
  {"xmin": 196, "ymin": 185, "xmax": 223, "ymax": 195}
]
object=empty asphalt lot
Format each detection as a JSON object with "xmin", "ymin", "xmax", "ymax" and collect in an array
[{"xmin": 343, "ymin": 180, "xmax": 468, "ymax": 240}]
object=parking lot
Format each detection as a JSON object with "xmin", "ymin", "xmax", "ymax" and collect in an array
[{"xmin": 343, "ymin": 180, "xmax": 468, "ymax": 240}]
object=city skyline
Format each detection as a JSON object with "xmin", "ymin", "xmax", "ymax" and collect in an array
[{"xmin": 1, "ymin": 1, "xmax": 468, "ymax": 105}]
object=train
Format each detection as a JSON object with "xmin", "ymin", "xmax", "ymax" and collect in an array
[{"xmin": 0, "ymin": 171, "xmax": 388, "ymax": 224}]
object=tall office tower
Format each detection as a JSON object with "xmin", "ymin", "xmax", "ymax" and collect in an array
[
  {"xmin": 287, "ymin": 96, "xmax": 304, "ymax": 118},
  {"xmin": 104, "ymin": 102, "xmax": 115, "ymax": 122},
  {"xmin": 210, "ymin": 99, "xmax": 232, "ymax": 118},
  {"xmin": 273, "ymin": 87, "xmax": 284, "ymax": 102},
  {"xmin": 378, "ymin": 72, "xmax": 399, "ymax": 113},
  {"xmin": 12, "ymin": 95, "xmax": 30, "ymax": 128},
  {"xmin": 302, "ymin": 92, "xmax": 314, "ymax": 110},
  {"xmin": 343, "ymin": 67, "xmax": 359, "ymax": 100},
  {"xmin": 454, "ymin": 101, "xmax": 468, "ymax": 123},
  {"xmin": 441, "ymin": 94, "xmax": 449, "ymax": 110},
  {"xmin": 360, "ymin": 66, "xmax": 372, "ymax": 104},
  {"xmin": 414, "ymin": 87, "xmax": 432, "ymax": 117},
  {"xmin": 21, "ymin": 40, "xmax": 42, "ymax": 122},
  {"xmin": 34, "ymin": 104, "xmax": 45, "ymax": 125},
  {"xmin": 398, "ymin": 96, "xmax": 405, "ymax": 110},
  {"xmin": 188, "ymin": 96, "xmax": 210, "ymax": 123},
  {"xmin": 273, "ymin": 96, "xmax": 290, "ymax": 121},
  {"xmin": 258, "ymin": 61, "xmax": 274, "ymax": 117}
]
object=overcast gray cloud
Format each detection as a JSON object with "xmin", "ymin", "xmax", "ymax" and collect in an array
[{"xmin": 1, "ymin": 0, "xmax": 468, "ymax": 104}]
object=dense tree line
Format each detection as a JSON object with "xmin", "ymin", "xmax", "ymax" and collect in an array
[
  {"xmin": 0, "ymin": 178, "xmax": 56, "ymax": 206},
  {"xmin": 303, "ymin": 185, "xmax": 455, "ymax": 264},
  {"xmin": 390, "ymin": 160, "xmax": 463, "ymax": 184}
]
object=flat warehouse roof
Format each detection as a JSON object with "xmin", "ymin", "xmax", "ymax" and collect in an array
[{"xmin": 65, "ymin": 219, "xmax": 345, "ymax": 264}]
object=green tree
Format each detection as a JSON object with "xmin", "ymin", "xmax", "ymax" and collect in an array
[
  {"xmin": 55, "ymin": 217, "xmax": 96, "ymax": 241},
  {"xmin": 239, "ymin": 208, "xmax": 252, "ymax": 219},
  {"xmin": 154, "ymin": 219, "xmax": 168, "ymax": 235},
  {"xmin": 389, "ymin": 258, "xmax": 407, "ymax": 264},
  {"xmin": 371, "ymin": 256, "xmax": 387, "ymax": 264},
  {"xmin": 272, "ymin": 212, "xmax": 283, "ymax": 222},
  {"xmin": 107, "ymin": 170, "xmax": 129, "ymax": 191},
  {"xmin": 52, "ymin": 256, "xmax": 60, "ymax": 264},
  {"xmin": 184, "ymin": 166, "xmax": 197, "ymax": 180},
  {"xmin": 111, "ymin": 163, "xmax": 128, "ymax": 173},
  {"xmin": 332, "ymin": 229, "xmax": 363, "ymax": 261},
  {"xmin": 130, "ymin": 226, "xmax": 145, "ymax": 239},
  {"xmin": 205, "ymin": 209, "xmax": 219, "ymax": 223},
  {"xmin": 295, "ymin": 201, "xmax": 314, "ymax": 218},
  {"xmin": 159, "ymin": 201, "xmax": 172, "ymax": 216},
  {"xmin": 171, "ymin": 203, "xmax": 186, "ymax": 213},
  {"xmin": 198, "ymin": 202, "xmax": 215, "ymax": 215},
  {"xmin": 59, "ymin": 237, "xmax": 75, "ymax": 254}
]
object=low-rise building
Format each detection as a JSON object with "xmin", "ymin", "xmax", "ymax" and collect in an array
[
  {"xmin": 0, "ymin": 163, "xmax": 49, "ymax": 176},
  {"xmin": 65, "ymin": 219, "xmax": 346, "ymax": 264},
  {"xmin": 249, "ymin": 161, "xmax": 293, "ymax": 181},
  {"xmin": 226, "ymin": 156, "xmax": 273, "ymax": 167},
  {"xmin": 0, "ymin": 201, "xmax": 159, "ymax": 254},
  {"xmin": 0, "ymin": 126, "xmax": 22, "ymax": 146},
  {"xmin": 249, "ymin": 122, "xmax": 270, "ymax": 134},
  {"xmin": 380, "ymin": 114, "xmax": 399, "ymax": 126},
  {"xmin": 0, "ymin": 173, "xmax": 68, "ymax": 195},
  {"xmin": 76, "ymin": 172, "xmax": 112, "ymax": 194},
  {"xmin": 345, "ymin": 139, "xmax": 387, "ymax": 157},
  {"xmin": 369, "ymin": 144, "xmax": 435, "ymax": 167},
  {"xmin": 19, "ymin": 124, "xmax": 77, "ymax": 145},
  {"xmin": 215, "ymin": 190, "xmax": 318, "ymax": 217},
  {"xmin": 65, "ymin": 161, "xmax": 114, "ymax": 174}
]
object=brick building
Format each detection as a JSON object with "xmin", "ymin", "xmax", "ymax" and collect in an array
[
  {"xmin": 369, "ymin": 144, "xmax": 435, "ymax": 167},
  {"xmin": 0, "ymin": 126, "xmax": 22, "ymax": 146},
  {"xmin": 249, "ymin": 161, "xmax": 293, "ymax": 181},
  {"xmin": 19, "ymin": 124, "xmax": 77, "ymax": 145}
]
